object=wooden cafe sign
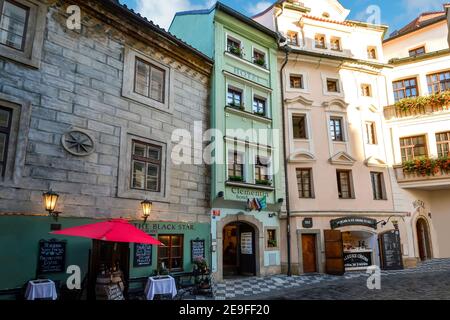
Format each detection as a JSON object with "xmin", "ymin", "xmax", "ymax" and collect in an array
[{"xmin": 330, "ymin": 217, "xmax": 378, "ymax": 230}]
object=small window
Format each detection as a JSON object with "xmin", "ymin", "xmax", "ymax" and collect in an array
[
  {"xmin": 287, "ymin": 31, "xmax": 299, "ymax": 46},
  {"xmin": 371, "ymin": 172, "xmax": 386, "ymax": 200},
  {"xmin": 330, "ymin": 37, "xmax": 341, "ymax": 51},
  {"xmin": 290, "ymin": 74, "xmax": 304, "ymax": 89},
  {"xmin": 400, "ymin": 135, "xmax": 427, "ymax": 162},
  {"xmin": 227, "ymin": 87, "xmax": 243, "ymax": 109},
  {"xmin": 409, "ymin": 46, "xmax": 425, "ymax": 57},
  {"xmin": 436, "ymin": 132, "xmax": 450, "ymax": 158},
  {"xmin": 315, "ymin": 34, "xmax": 326, "ymax": 49},
  {"xmin": 228, "ymin": 151, "xmax": 244, "ymax": 182},
  {"xmin": 0, "ymin": 0, "xmax": 29, "ymax": 51},
  {"xmin": 292, "ymin": 114, "xmax": 307, "ymax": 139},
  {"xmin": 227, "ymin": 36, "xmax": 242, "ymax": 57},
  {"xmin": 0, "ymin": 106, "xmax": 12, "ymax": 177},
  {"xmin": 326, "ymin": 78, "xmax": 340, "ymax": 93},
  {"xmin": 367, "ymin": 46, "xmax": 377, "ymax": 59},
  {"xmin": 427, "ymin": 70, "xmax": 450, "ymax": 94},
  {"xmin": 134, "ymin": 58, "xmax": 165, "ymax": 103},
  {"xmin": 131, "ymin": 141, "xmax": 162, "ymax": 192},
  {"xmin": 253, "ymin": 96, "xmax": 266, "ymax": 116},
  {"xmin": 361, "ymin": 84, "xmax": 372, "ymax": 97},
  {"xmin": 158, "ymin": 234, "xmax": 183, "ymax": 271},
  {"xmin": 365, "ymin": 121, "xmax": 377, "ymax": 145},
  {"xmin": 330, "ymin": 117, "xmax": 344, "ymax": 142},
  {"xmin": 322, "ymin": 12, "xmax": 330, "ymax": 18},
  {"xmin": 267, "ymin": 229, "xmax": 277, "ymax": 248},
  {"xmin": 255, "ymin": 156, "xmax": 271, "ymax": 185},
  {"xmin": 393, "ymin": 78, "xmax": 418, "ymax": 102},
  {"xmin": 296, "ymin": 168, "xmax": 313, "ymax": 198},
  {"xmin": 337, "ymin": 170, "xmax": 353, "ymax": 199},
  {"xmin": 253, "ymin": 49, "xmax": 266, "ymax": 68}
]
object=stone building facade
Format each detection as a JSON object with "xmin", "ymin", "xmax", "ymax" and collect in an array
[{"xmin": 0, "ymin": 0, "xmax": 212, "ymax": 295}]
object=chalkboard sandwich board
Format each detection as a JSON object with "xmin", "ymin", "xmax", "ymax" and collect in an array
[
  {"xmin": 105, "ymin": 284, "xmax": 125, "ymax": 300},
  {"xmin": 191, "ymin": 239, "xmax": 205, "ymax": 262},
  {"xmin": 38, "ymin": 239, "xmax": 66, "ymax": 274},
  {"xmin": 379, "ymin": 230, "xmax": 404, "ymax": 270},
  {"xmin": 133, "ymin": 243, "xmax": 152, "ymax": 267}
]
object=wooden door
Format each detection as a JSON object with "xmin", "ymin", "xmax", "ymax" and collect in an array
[
  {"xmin": 324, "ymin": 230, "xmax": 344, "ymax": 275},
  {"xmin": 238, "ymin": 224, "xmax": 256, "ymax": 276},
  {"xmin": 302, "ymin": 234, "xmax": 317, "ymax": 273}
]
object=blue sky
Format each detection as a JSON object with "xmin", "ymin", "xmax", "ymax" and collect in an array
[{"xmin": 120, "ymin": 0, "xmax": 448, "ymax": 36}]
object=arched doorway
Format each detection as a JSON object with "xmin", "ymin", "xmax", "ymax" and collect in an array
[
  {"xmin": 223, "ymin": 222, "xmax": 256, "ymax": 278},
  {"xmin": 416, "ymin": 218, "xmax": 432, "ymax": 261}
]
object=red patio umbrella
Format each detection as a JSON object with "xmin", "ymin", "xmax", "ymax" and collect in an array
[{"xmin": 51, "ymin": 218, "xmax": 162, "ymax": 245}]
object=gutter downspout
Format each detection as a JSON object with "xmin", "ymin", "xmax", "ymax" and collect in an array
[{"xmin": 279, "ymin": 45, "xmax": 292, "ymax": 277}]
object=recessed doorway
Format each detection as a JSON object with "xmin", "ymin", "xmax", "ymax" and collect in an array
[{"xmin": 223, "ymin": 222, "xmax": 256, "ymax": 278}]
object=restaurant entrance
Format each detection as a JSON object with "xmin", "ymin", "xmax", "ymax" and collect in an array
[
  {"xmin": 416, "ymin": 218, "xmax": 432, "ymax": 261},
  {"xmin": 223, "ymin": 222, "xmax": 256, "ymax": 278}
]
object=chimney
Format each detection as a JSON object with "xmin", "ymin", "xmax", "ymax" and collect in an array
[{"xmin": 445, "ymin": 4, "xmax": 450, "ymax": 47}]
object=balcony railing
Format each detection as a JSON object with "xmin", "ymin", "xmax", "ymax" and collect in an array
[
  {"xmin": 394, "ymin": 165, "xmax": 450, "ymax": 188},
  {"xmin": 384, "ymin": 104, "xmax": 449, "ymax": 120}
]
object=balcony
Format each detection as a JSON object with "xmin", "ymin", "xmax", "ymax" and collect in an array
[{"xmin": 394, "ymin": 161, "xmax": 450, "ymax": 189}]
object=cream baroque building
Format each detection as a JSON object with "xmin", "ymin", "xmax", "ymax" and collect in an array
[{"xmin": 253, "ymin": 0, "xmax": 450, "ymax": 275}]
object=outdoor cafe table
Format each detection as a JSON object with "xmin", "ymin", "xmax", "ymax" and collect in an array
[
  {"xmin": 144, "ymin": 275, "xmax": 177, "ymax": 300},
  {"xmin": 25, "ymin": 279, "xmax": 58, "ymax": 300}
]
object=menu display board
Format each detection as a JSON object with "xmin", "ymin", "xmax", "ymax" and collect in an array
[
  {"xmin": 38, "ymin": 239, "xmax": 66, "ymax": 274},
  {"xmin": 191, "ymin": 239, "xmax": 205, "ymax": 262},
  {"xmin": 344, "ymin": 251, "xmax": 373, "ymax": 269},
  {"xmin": 379, "ymin": 230, "xmax": 404, "ymax": 270},
  {"xmin": 133, "ymin": 243, "xmax": 152, "ymax": 267},
  {"xmin": 105, "ymin": 284, "xmax": 125, "ymax": 300},
  {"xmin": 240, "ymin": 232, "xmax": 253, "ymax": 255}
]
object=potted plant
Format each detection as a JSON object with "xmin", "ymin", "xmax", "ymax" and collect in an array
[
  {"xmin": 255, "ymin": 179, "xmax": 272, "ymax": 186},
  {"xmin": 229, "ymin": 46, "xmax": 242, "ymax": 57},
  {"xmin": 229, "ymin": 175, "xmax": 244, "ymax": 182},
  {"xmin": 253, "ymin": 57, "xmax": 266, "ymax": 68},
  {"xmin": 268, "ymin": 239, "xmax": 277, "ymax": 248}
]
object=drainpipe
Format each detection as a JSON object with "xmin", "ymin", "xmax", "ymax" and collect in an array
[{"xmin": 279, "ymin": 45, "xmax": 292, "ymax": 276}]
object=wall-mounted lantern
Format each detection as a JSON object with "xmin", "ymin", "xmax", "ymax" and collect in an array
[
  {"xmin": 43, "ymin": 189, "xmax": 61, "ymax": 221},
  {"xmin": 141, "ymin": 199, "xmax": 153, "ymax": 224}
]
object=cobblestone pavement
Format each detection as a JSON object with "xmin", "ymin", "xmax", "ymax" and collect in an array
[{"xmin": 212, "ymin": 259, "xmax": 450, "ymax": 300}]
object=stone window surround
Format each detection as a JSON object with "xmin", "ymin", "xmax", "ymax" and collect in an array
[
  {"xmin": 122, "ymin": 46, "xmax": 173, "ymax": 114},
  {"xmin": 264, "ymin": 226, "xmax": 280, "ymax": 251},
  {"xmin": 0, "ymin": 0, "xmax": 46, "ymax": 68},
  {"xmin": 286, "ymin": 71, "xmax": 310, "ymax": 94},
  {"xmin": 321, "ymin": 73, "xmax": 344, "ymax": 97},
  {"xmin": 0, "ymin": 93, "xmax": 31, "ymax": 186},
  {"xmin": 117, "ymin": 130, "xmax": 171, "ymax": 202}
]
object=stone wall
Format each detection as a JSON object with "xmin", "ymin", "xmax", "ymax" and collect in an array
[{"xmin": 0, "ymin": 1, "xmax": 211, "ymax": 224}]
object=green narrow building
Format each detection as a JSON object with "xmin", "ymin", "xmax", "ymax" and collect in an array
[{"xmin": 170, "ymin": 2, "xmax": 285, "ymax": 281}]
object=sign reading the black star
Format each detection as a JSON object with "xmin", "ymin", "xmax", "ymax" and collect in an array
[{"xmin": 61, "ymin": 130, "xmax": 95, "ymax": 156}]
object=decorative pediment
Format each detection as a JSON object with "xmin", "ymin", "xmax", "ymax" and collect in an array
[
  {"xmin": 329, "ymin": 152, "xmax": 356, "ymax": 166},
  {"xmin": 289, "ymin": 151, "xmax": 316, "ymax": 163},
  {"xmin": 368, "ymin": 104, "xmax": 379, "ymax": 113},
  {"xmin": 322, "ymin": 98, "xmax": 349, "ymax": 112},
  {"xmin": 285, "ymin": 95, "xmax": 314, "ymax": 107},
  {"xmin": 364, "ymin": 156, "xmax": 387, "ymax": 168}
]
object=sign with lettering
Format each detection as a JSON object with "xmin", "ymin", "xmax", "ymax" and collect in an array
[
  {"xmin": 135, "ymin": 222, "xmax": 195, "ymax": 234},
  {"xmin": 302, "ymin": 218, "xmax": 313, "ymax": 229},
  {"xmin": 330, "ymin": 217, "xmax": 378, "ymax": 230},
  {"xmin": 344, "ymin": 252, "xmax": 372, "ymax": 269},
  {"xmin": 240, "ymin": 232, "xmax": 253, "ymax": 255},
  {"xmin": 38, "ymin": 239, "xmax": 66, "ymax": 274},
  {"xmin": 191, "ymin": 239, "xmax": 205, "ymax": 262},
  {"xmin": 379, "ymin": 230, "xmax": 404, "ymax": 270},
  {"xmin": 232, "ymin": 67, "xmax": 268, "ymax": 86},
  {"xmin": 105, "ymin": 284, "xmax": 125, "ymax": 300},
  {"xmin": 133, "ymin": 243, "xmax": 152, "ymax": 267},
  {"xmin": 229, "ymin": 187, "xmax": 271, "ymax": 202}
]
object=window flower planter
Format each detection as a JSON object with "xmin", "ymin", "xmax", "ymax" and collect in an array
[
  {"xmin": 228, "ymin": 175, "xmax": 244, "ymax": 182},
  {"xmin": 395, "ymin": 91, "xmax": 450, "ymax": 113},
  {"xmin": 255, "ymin": 179, "xmax": 272, "ymax": 186},
  {"xmin": 402, "ymin": 157, "xmax": 450, "ymax": 177}
]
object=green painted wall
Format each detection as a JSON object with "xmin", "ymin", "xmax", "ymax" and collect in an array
[{"xmin": 0, "ymin": 216, "xmax": 210, "ymax": 296}]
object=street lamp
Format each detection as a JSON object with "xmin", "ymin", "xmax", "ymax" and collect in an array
[
  {"xmin": 43, "ymin": 189, "xmax": 61, "ymax": 221},
  {"xmin": 141, "ymin": 199, "xmax": 153, "ymax": 224}
]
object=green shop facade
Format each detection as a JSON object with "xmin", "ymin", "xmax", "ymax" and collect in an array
[{"xmin": 170, "ymin": 2, "xmax": 285, "ymax": 281}]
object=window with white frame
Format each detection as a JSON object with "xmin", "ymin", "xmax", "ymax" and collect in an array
[
  {"xmin": 227, "ymin": 36, "xmax": 242, "ymax": 57},
  {"xmin": 252, "ymin": 96, "xmax": 266, "ymax": 116},
  {"xmin": 134, "ymin": 58, "xmax": 165, "ymax": 103},
  {"xmin": 361, "ymin": 84, "xmax": 372, "ymax": 97},
  {"xmin": 253, "ymin": 48, "xmax": 266, "ymax": 68},
  {"xmin": 330, "ymin": 37, "xmax": 341, "ymax": 51},
  {"xmin": 367, "ymin": 46, "xmax": 378, "ymax": 59},
  {"xmin": 315, "ymin": 34, "xmax": 326, "ymax": 49},
  {"xmin": 227, "ymin": 86, "xmax": 243, "ymax": 109},
  {"xmin": 0, "ymin": 0, "xmax": 45, "ymax": 68},
  {"xmin": 330, "ymin": 116, "xmax": 344, "ymax": 142},
  {"xmin": 290, "ymin": 74, "xmax": 304, "ymax": 89},
  {"xmin": 326, "ymin": 78, "xmax": 340, "ymax": 93},
  {"xmin": 255, "ymin": 156, "xmax": 271, "ymax": 185},
  {"xmin": 131, "ymin": 140, "xmax": 162, "ymax": 192},
  {"xmin": 228, "ymin": 150, "xmax": 244, "ymax": 182}
]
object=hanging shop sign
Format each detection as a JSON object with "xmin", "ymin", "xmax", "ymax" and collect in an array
[
  {"xmin": 133, "ymin": 243, "xmax": 152, "ymax": 268},
  {"xmin": 330, "ymin": 217, "xmax": 378, "ymax": 230},
  {"xmin": 38, "ymin": 239, "xmax": 66, "ymax": 274},
  {"xmin": 191, "ymin": 239, "xmax": 205, "ymax": 262},
  {"xmin": 135, "ymin": 222, "xmax": 195, "ymax": 234},
  {"xmin": 344, "ymin": 251, "xmax": 372, "ymax": 269},
  {"xmin": 240, "ymin": 232, "xmax": 253, "ymax": 255}
]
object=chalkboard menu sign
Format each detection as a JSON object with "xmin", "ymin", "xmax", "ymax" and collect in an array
[
  {"xmin": 344, "ymin": 251, "xmax": 372, "ymax": 269},
  {"xmin": 379, "ymin": 230, "xmax": 404, "ymax": 270},
  {"xmin": 105, "ymin": 284, "xmax": 125, "ymax": 300},
  {"xmin": 191, "ymin": 239, "xmax": 205, "ymax": 262},
  {"xmin": 133, "ymin": 243, "xmax": 152, "ymax": 267},
  {"xmin": 38, "ymin": 239, "xmax": 66, "ymax": 274}
]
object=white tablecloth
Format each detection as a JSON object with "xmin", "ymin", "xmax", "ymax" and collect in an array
[
  {"xmin": 25, "ymin": 280, "xmax": 58, "ymax": 300},
  {"xmin": 144, "ymin": 276, "xmax": 177, "ymax": 300}
]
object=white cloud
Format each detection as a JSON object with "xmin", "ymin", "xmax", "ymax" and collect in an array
[
  {"xmin": 246, "ymin": 1, "xmax": 272, "ymax": 16},
  {"xmin": 136, "ymin": 0, "xmax": 216, "ymax": 30},
  {"xmin": 402, "ymin": 0, "xmax": 444, "ymax": 14}
]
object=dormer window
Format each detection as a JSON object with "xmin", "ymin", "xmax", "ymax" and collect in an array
[
  {"xmin": 227, "ymin": 36, "xmax": 242, "ymax": 57},
  {"xmin": 409, "ymin": 46, "xmax": 425, "ymax": 57},
  {"xmin": 330, "ymin": 37, "xmax": 341, "ymax": 51},
  {"xmin": 367, "ymin": 46, "xmax": 378, "ymax": 59},
  {"xmin": 322, "ymin": 12, "xmax": 330, "ymax": 18},
  {"xmin": 315, "ymin": 34, "xmax": 326, "ymax": 49}
]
